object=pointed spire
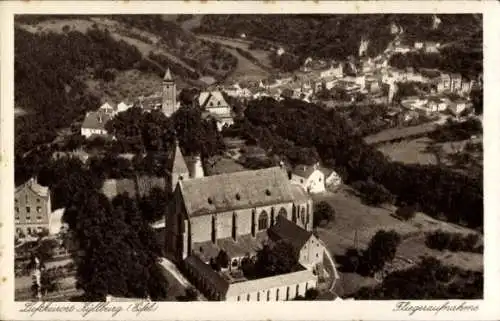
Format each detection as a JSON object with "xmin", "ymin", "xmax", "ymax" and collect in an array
[
  {"xmin": 172, "ymin": 140, "xmax": 189, "ymax": 174},
  {"xmin": 163, "ymin": 68, "xmax": 173, "ymax": 82}
]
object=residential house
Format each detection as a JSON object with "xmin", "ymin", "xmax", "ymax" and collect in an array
[
  {"xmin": 321, "ymin": 168, "xmax": 342, "ymax": 189},
  {"xmin": 450, "ymin": 73, "xmax": 462, "ymax": 93},
  {"xmin": 424, "ymin": 42, "xmax": 441, "ymax": 53},
  {"xmin": 80, "ymin": 110, "xmax": 112, "ymax": 138},
  {"xmin": 436, "ymin": 73, "xmax": 452, "ymax": 92},
  {"xmin": 414, "ymin": 41, "xmax": 424, "ymax": 50},
  {"xmin": 447, "ymin": 99, "xmax": 472, "ymax": 116},
  {"xmin": 15, "ymin": 178, "xmax": 52, "ymax": 237},
  {"xmin": 289, "ymin": 164, "xmax": 325, "ymax": 194},
  {"xmin": 320, "ymin": 63, "xmax": 343, "ymax": 79},
  {"xmin": 427, "ymin": 96, "xmax": 450, "ymax": 113},
  {"xmin": 199, "ymin": 90, "xmax": 234, "ymax": 131},
  {"xmin": 116, "ymin": 101, "xmax": 133, "ymax": 113}
]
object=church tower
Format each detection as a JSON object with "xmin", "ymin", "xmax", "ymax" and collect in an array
[{"xmin": 162, "ymin": 68, "xmax": 177, "ymax": 117}]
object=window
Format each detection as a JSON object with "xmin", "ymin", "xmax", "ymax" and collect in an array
[
  {"xmin": 267, "ymin": 290, "xmax": 270, "ymax": 301},
  {"xmin": 296, "ymin": 284, "xmax": 300, "ymax": 297},
  {"xmin": 286, "ymin": 287, "xmax": 290, "ymax": 300},
  {"xmin": 251, "ymin": 209, "xmax": 256, "ymax": 237},
  {"xmin": 278, "ymin": 207, "xmax": 287, "ymax": 219},
  {"xmin": 258, "ymin": 211, "xmax": 268, "ymax": 230},
  {"xmin": 247, "ymin": 294, "xmax": 250, "ymax": 301},
  {"xmin": 301, "ymin": 208, "xmax": 306, "ymax": 225},
  {"xmin": 237, "ymin": 296, "xmax": 240, "ymax": 301},
  {"xmin": 276, "ymin": 289, "xmax": 280, "ymax": 301},
  {"xmin": 15, "ymin": 216, "xmax": 20, "ymax": 221},
  {"xmin": 26, "ymin": 216, "xmax": 31, "ymax": 221},
  {"xmin": 15, "ymin": 207, "xmax": 19, "ymax": 213},
  {"xmin": 26, "ymin": 206, "xmax": 30, "ymax": 213},
  {"xmin": 37, "ymin": 198, "xmax": 40, "ymax": 203},
  {"xmin": 292, "ymin": 205, "xmax": 297, "ymax": 223},
  {"xmin": 232, "ymin": 212, "xmax": 237, "ymax": 240},
  {"xmin": 37, "ymin": 216, "xmax": 43, "ymax": 220},
  {"xmin": 257, "ymin": 292, "xmax": 260, "ymax": 301},
  {"xmin": 211, "ymin": 216, "xmax": 216, "ymax": 243},
  {"xmin": 36, "ymin": 207, "xmax": 42, "ymax": 213}
]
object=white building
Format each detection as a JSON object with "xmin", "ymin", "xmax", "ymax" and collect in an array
[{"xmin": 289, "ymin": 164, "xmax": 326, "ymax": 194}]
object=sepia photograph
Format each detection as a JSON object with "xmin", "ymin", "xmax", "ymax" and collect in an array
[{"xmin": 1, "ymin": 1, "xmax": 499, "ymax": 320}]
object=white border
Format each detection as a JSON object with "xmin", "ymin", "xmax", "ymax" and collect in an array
[{"xmin": 1, "ymin": 1, "xmax": 499, "ymax": 320}]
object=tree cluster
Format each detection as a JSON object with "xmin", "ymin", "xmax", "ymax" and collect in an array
[
  {"xmin": 351, "ymin": 179, "xmax": 395, "ymax": 206},
  {"xmin": 354, "ymin": 256, "xmax": 483, "ymax": 300},
  {"xmin": 242, "ymin": 240, "xmax": 299, "ymax": 279},
  {"xmin": 425, "ymin": 230, "xmax": 482, "ymax": 253},
  {"xmin": 428, "ymin": 118, "xmax": 482, "ymax": 143},
  {"xmin": 236, "ymin": 98, "xmax": 482, "ymax": 229}
]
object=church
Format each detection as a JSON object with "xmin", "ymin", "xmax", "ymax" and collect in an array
[{"xmin": 163, "ymin": 164, "xmax": 338, "ymax": 301}]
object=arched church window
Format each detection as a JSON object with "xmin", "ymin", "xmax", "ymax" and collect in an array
[
  {"xmin": 278, "ymin": 207, "xmax": 287, "ymax": 219},
  {"xmin": 258, "ymin": 211, "xmax": 268, "ymax": 230},
  {"xmin": 301, "ymin": 208, "xmax": 306, "ymax": 225},
  {"xmin": 292, "ymin": 205, "xmax": 297, "ymax": 223},
  {"xmin": 232, "ymin": 212, "xmax": 237, "ymax": 240}
]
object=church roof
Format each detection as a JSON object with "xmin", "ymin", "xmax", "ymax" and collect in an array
[
  {"xmin": 81, "ymin": 110, "xmax": 112, "ymax": 130},
  {"xmin": 164, "ymin": 68, "xmax": 173, "ymax": 81},
  {"xmin": 179, "ymin": 167, "xmax": 294, "ymax": 217},
  {"xmin": 268, "ymin": 216, "xmax": 313, "ymax": 256},
  {"xmin": 171, "ymin": 142, "xmax": 189, "ymax": 175}
]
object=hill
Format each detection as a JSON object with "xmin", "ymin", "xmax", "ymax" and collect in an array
[{"xmin": 195, "ymin": 14, "xmax": 482, "ymax": 74}]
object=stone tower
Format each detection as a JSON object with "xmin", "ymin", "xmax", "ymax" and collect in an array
[{"xmin": 162, "ymin": 68, "xmax": 177, "ymax": 117}]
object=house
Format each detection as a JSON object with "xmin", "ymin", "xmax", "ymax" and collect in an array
[
  {"xmin": 98, "ymin": 102, "xmax": 117, "ymax": 116},
  {"xmin": 427, "ymin": 96, "xmax": 450, "ymax": 113},
  {"xmin": 289, "ymin": 164, "xmax": 325, "ymax": 194},
  {"xmin": 424, "ymin": 42, "xmax": 441, "ymax": 53},
  {"xmin": 447, "ymin": 99, "xmax": 471, "ymax": 116},
  {"xmin": 116, "ymin": 101, "xmax": 133, "ymax": 113},
  {"xmin": 436, "ymin": 73, "xmax": 452, "ymax": 92},
  {"xmin": 15, "ymin": 178, "xmax": 52, "ymax": 237},
  {"xmin": 320, "ymin": 63, "xmax": 343, "ymax": 79},
  {"xmin": 450, "ymin": 73, "xmax": 462, "ymax": 93},
  {"xmin": 268, "ymin": 216, "xmax": 326, "ymax": 270},
  {"xmin": 164, "ymin": 166, "xmax": 336, "ymax": 301},
  {"xmin": 414, "ymin": 42, "xmax": 424, "ymax": 50},
  {"xmin": 80, "ymin": 110, "xmax": 112, "ymax": 138},
  {"xmin": 321, "ymin": 168, "xmax": 342, "ymax": 189},
  {"xmin": 198, "ymin": 90, "xmax": 234, "ymax": 131}
]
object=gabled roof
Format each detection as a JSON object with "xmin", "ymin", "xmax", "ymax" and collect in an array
[
  {"xmin": 198, "ymin": 91, "xmax": 230, "ymax": 109},
  {"xmin": 291, "ymin": 164, "xmax": 318, "ymax": 179},
  {"xmin": 81, "ymin": 110, "xmax": 112, "ymax": 130},
  {"xmin": 184, "ymin": 255, "xmax": 230, "ymax": 294},
  {"xmin": 15, "ymin": 178, "xmax": 50, "ymax": 198},
  {"xmin": 268, "ymin": 216, "xmax": 313, "ymax": 256},
  {"xmin": 179, "ymin": 167, "xmax": 294, "ymax": 217}
]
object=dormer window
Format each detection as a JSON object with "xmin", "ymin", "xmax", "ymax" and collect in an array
[
  {"xmin": 208, "ymin": 197, "xmax": 213, "ymax": 204},
  {"xmin": 179, "ymin": 175, "xmax": 184, "ymax": 181},
  {"xmin": 265, "ymin": 189, "xmax": 271, "ymax": 196},
  {"xmin": 235, "ymin": 193, "xmax": 241, "ymax": 200}
]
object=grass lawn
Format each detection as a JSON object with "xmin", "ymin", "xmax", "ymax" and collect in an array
[{"xmin": 313, "ymin": 187, "xmax": 483, "ymax": 294}]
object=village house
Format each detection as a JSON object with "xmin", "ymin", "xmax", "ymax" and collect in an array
[
  {"xmin": 165, "ymin": 166, "xmax": 338, "ymax": 301},
  {"xmin": 319, "ymin": 168, "xmax": 343, "ymax": 190},
  {"xmin": 80, "ymin": 109, "xmax": 113, "ymax": 138},
  {"xmin": 320, "ymin": 63, "xmax": 344, "ymax": 79},
  {"xmin": 450, "ymin": 73, "xmax": 463, "ymax": 93},
  {"xmin": 289, "ymin": 163, "xmax": 326, "ymax": 194},
  {"xmin": 424, "ymin": 41, "xmax": 441, "ymax": 53},
  {"xmin": 414, "ymin": 41, "xmax": 424, "ymax": 50},
  {"xmin": 15, "ymin": 178, "xmax": 52, "ymax": 237},
  {"xmin": 427, "ymin": 96, "xmax": 450, "ymax": 113},
  {"xmin": 198, "ymin": 90, "xmax": 234, "ymax": 131},
  {"xmin": 447, "ymin": 99, "xmax": 472, "ymax": 117}
]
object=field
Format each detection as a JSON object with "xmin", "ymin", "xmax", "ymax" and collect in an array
[
  {"xmin": 197, "ymin": 35, "xmax": 271, "ymax": 84},
  {"xmin": 377, "ymin": 136, "xmax": 483, "ymax": 175},
  {"xmin": 314, "ymin": 188, "xmax": 483, "ymax": 296}
]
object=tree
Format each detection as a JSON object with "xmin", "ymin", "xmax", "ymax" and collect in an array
[
  {"xmin": 255, "ymin": 240, "xmax": 298, "ymax": 277},
  {"xmin": 216, "ymin": 250, "xmax": 230, "ymax": 269},
  {"xmin": 364, "ymin": 230, "xmax": 401, "ymax": 274},
  {"xmin": 313, "ymin": 201, "xmax": 335, "ymax": 227},
  {"xmin": 395, "ymin": 205, "xmax": 417, "ymax": 221}
]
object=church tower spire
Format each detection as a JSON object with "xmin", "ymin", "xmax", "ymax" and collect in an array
[{"xmin": 162, "ymin": 68, "xmax": 177, "ymax": 117}]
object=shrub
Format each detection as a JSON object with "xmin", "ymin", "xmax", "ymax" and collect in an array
[
  {"xmin": 425, "ymin": 230, "xmax": 482, "ymax": 253},
  {"xmin": 216, "ymin": 250, "xmax": 230, "ymax": 269},
  {"xmin": 395, "ymin": 205, "xmax": 417, "ymax": 221},
  {"xmin": 313, "ymin": 201, "xmax": 335, "ymax": 227},
  {"xmin": 364, "ymin": 230, "xmax": 402, "ymax": 274},
  {"xmin": 352, "ymin": 179, "xmax": 395, "ymax": 206}
]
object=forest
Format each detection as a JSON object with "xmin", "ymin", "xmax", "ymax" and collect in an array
[
  {"xmin": 14, "ymin": 27, "xmax": 144, "ymax": 157},
  {"xmin": 228, "ymin": 97, "xmax": 482, "ymax": 229},
  {"xmin": 196, "ymin": 14, "xmax": 481, "ymax": 71}
]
